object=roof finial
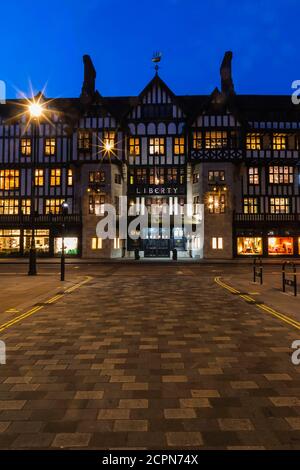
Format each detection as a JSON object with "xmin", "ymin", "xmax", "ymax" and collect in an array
[{"xmin": 152, "ymin": 51, "xmax": 162, "ymax": 74}]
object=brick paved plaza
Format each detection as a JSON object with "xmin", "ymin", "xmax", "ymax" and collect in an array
[{"xmin": 0, "ymin": 263, "xmax": 300, "ymax": 450}]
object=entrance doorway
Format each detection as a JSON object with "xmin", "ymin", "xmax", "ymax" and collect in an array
[{"xmin": 144, "ymin": 238, "xmax": 170, "ymax": 257}]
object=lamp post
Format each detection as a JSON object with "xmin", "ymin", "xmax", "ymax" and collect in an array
[
  {"xmin": 28, "ymin": 101, "xmax": 43, "ymax": 276},
  {"xmin": 61, "ymin": 201, "xmax": 69, "ymax": 281}
]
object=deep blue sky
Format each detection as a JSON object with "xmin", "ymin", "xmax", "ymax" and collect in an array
[{"xmin": 1, "ymin": 0, "xmax": 298, "ymax": 99}]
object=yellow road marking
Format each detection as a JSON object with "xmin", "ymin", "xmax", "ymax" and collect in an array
[
  {"xmin": 215, "ymin": 276, "xmax": 300, "ymax": 331},
  {"xmin": 46, "ymin": 294, "xmax": 63, "ymax": 304},
  {"xmin": 0, "ymin": 306, "xmax": 43, "ymax": 333},
  {"xmin": 0, "ymin": 276, "xmax": 92, "ymax": 334}
]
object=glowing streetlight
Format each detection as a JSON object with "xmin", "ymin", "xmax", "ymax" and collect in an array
[
  {"xmin": 28, "ymin": 102, "xmax": 43, "ymax": 118},
  {"xmin": 27, "ymin": 99, "xmax": 45, "ymax": 275},
  {"xmin": 104, "ymin": 141, "xmax": 113, "ymax": 153}
]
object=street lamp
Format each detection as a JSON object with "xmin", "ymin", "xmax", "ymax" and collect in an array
[
  {"xmin": 61, "ymin": 201, "xmax": 69, "ymax": 281},
  {"xmin": 28, "ymin": 100, "xmax": 43, "ymax": 276}
]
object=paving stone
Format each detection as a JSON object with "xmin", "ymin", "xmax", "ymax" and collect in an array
[
  {"xmin": 218, "ymin": 419, "xmax": 255, "ymax": 431},
  {"xmin": 164, "ymin": 409, "xmax": 197, "ymax": 419},
  {"xmin": 74, "ymin": 391, "xmax": 104, "ymax": 400},
  {"xmin": 52, "ymin": 433, "xmax": 91, "ymax": 448},
  {"xmin": 1, "ymin": 265, "xmax": 300, "ymax": 449},
  {"xmin": 119, "ymin": 399, "xmax": 148, "ymax": 409},
  {"xmin": 97, "ymin": 409, "xmax": 130, "ymax": 420},
  {"xmin": 113, "ymin": 420, "xmax": 148, "ymax": 432},
  {"xmin": 0, "ymin": 422, "xmax": 11, "ymax": 433},
  {"xmin": 166, "ymin": 431, "xmax": 203, "ymax": 447},
  {"xmin": 180, "ymin": 398, "xmax": 211, "ymax": 408}
]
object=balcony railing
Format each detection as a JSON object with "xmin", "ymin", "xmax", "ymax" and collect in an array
[
  {"xmin": 234, "ymin": 213, "xmax": 300, "ymax": 223},
  {"xmin": 0, "ymin": 214, "xmax": 82, "ymax": 225}
]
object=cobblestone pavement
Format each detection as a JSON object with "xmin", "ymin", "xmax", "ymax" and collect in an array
[{"xmin": 1, "ymin": 264, "xmax": 300, "ymax": 450}]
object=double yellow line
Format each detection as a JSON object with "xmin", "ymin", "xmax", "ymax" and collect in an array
[
  {"xmin": 0, "ymin": 276, "xmax": 92, "ymax": 334},
  {"xmin": 215, "ymin": 276, "xmax": 300, "ymax": 331}
]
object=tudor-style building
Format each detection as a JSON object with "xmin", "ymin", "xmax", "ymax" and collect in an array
[{"xmin": 0, "ymin": 51, "xmax": 300, "ymax": 259}]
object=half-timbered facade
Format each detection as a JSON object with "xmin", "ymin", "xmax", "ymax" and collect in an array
[{"xmin": 0, "ymin": 52, "xmax": 300, "ymax": 259}]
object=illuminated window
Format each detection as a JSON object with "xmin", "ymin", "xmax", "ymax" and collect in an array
[
  {"xmin": 21, "ymin": 199, "xmax": 31, "ymax": 215},
  {"xmin": 0, "ymin": 199, "xmax": 18, "ymax": 214},
  {"xmin": 167, "ymin": 168, "xmax": 177, "ymax": 183},
  {"xmin": 44, "ymin": 138, "xmax": 56, "ymax": 156},
  {"xmin": 208, "ymin": 170, "xmax": 225, "ymax": 182},
  {"xmin": 269, "ymin": 166, "xmax": 293, "ymax": 184},
  {"xmin": 248, "ymin": 167, "xmax": 259, "ymax": 185},
  {"xmin": 207, "ymin": 193, "xmax": 225, "ymax": 214},
  {"xmin": 193, "ymin": 172, "xmax": 200, "ymax": 183},
  {"xmin": 149, "ymin": 138, "xmax": 165, "ymax": 155},
  {"xmin": 78, "ymin": 130, "xmax": 91, "ymax": 150},
  {"xmin": 129, "ymin": 138, "xmax": 140, "ymax": 156},
  {"xmin": 135, "ymin": 169, "xmax": 147, "ymax": 184},
  {"xmin": 67, "ymin": 169, "xmax": 73, "ymax": 186},
  {"xmin": 20, "ymin": 138, "xmax": 31, "ymax": 156},
  {"xmin": 91, "ymin": 237, "xmax": 102, "ymax": 250},
  {"xmin": 0, "ymin": 229, "xmax": 21, "ymax": 254},
  {"xmin": 35, "ymin": 169, "xmax": 44, "ymax": 186},
  {"xmin": 237, "ymin": 237, "xmax": 263, "ymax": 255},
  {"xmin": 212, "ymin": 237, "xmax": 223, "ymax": 250},
  {"xmin": 179, "ymin": 168, "xmax": 185, "ymax": 184},
  {"xmin": 89, "ymin": 194, "xmax": 105, "ymax": 215},
  {"xmin": 268, "ymin": 237, "xmax": 293, "ymax": 255},
  {"xmin": 174, "ymin": 137, "xmax": 185, "ymax": 155},
  {"xmin": 50, "ymin": 169, "xmax": 61, "ymax": 186},
  {"xmin": 150, "ymin": 168, "xmax": 164, "ymax": 185},
  {"xmin": 129, "ymin": 170, "xmax": 134, "ymax": 185},
  {"xmin": 243, "ymin": 197, "xmax": 259, "ymax": 214},
  {"xmin": 0, "ymin": 170, "xmax": 19, "ymax": 190},
  {"xmin": 114, "ymin": 238, "xmax": 120, "ymax": 249},
  {"xmin": 54, "ymin": 237, "xmax": 78, "ymax": 255},
  {"xmin": 272, "ymin": 133, "xmax": 287, "ymax": 150},
  {"xmin": 205, "ymin": 131, "xmax": 227, "ymax": 149},
  {"xmin": 246, "ymin": 133, "xmax": 261, "ymax": 150},
  {"xmin": 24, "ymin": 229, "xmax": 50, "ymax": 253},
  {"xmin": 270, "ymin": 197, "xmax": 290, "ymax": 214},
  {"xmin": 103, "ymin": 131, "xmax": 116, "ymax": 149},
  {"xmin": 193, "ymin": 131, "xmax": 202, "ymax": 149},
  {"xmin": 89, "ymin": 171, "xmax": 105, "ymax": 184},
  {"xmin": 45, "ymin": 199, "xmax": 64, "ymax": 214},
  {"xmin": 193, "ymin": 195, "xmax": 200, "ymax": 215}
]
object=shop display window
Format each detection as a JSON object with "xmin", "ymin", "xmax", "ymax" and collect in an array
[
  {"xmin": 237, "ymin": 237, "xmax": 263, "ymax": 255},
  {"xmin": 268, "ymin": 237, "xmax": 293, "ymax": 255}
]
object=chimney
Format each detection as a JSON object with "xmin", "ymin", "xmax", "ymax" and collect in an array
[
  {"xmin": 80, "ymin": 54, "xmax": 96, "ymax": 103},
  {"xmin": 220, "ymin": 51, "xmax": 235, "ymax": 96}
]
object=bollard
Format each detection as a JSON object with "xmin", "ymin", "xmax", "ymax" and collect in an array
[
  {"xmin": 253, "ymin": 258, "xmax": 263, "ymax": 285},
  {"xmin": 173, "ymin": 248, "xmax": 177, "ymax": 261},
  {"xmin": 134, "ymin": 248, "xmax": 140, "ymax": 260},
  {"xmin": 282, "ymin": 262, "xmax": 297, "ymax": 296}
]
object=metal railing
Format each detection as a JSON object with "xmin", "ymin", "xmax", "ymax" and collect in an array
[
  {"xmin": 235, "ymin": 213, "xmax": 300, "ymax": 223},
  {"xmin": 282, "ymin": 262, "xmax": 297, "ymax": 297},
  {"xmin": 0, "ymin": 214, "xmax": 82, "ymax": 225}
]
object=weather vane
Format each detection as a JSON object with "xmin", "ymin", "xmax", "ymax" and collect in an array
[{"xmin": 152, "ymin": 51, "xmax": 162, "ymax": 73}]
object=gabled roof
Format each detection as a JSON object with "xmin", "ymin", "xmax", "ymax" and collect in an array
[{"xmin": 124, "ymin": 72, "xmax": 187, "ymax": 119}]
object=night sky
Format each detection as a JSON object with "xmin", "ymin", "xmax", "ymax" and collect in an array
[{"xmin": 1, "ymin": 0, "xmax": 298, "ymax": 99}]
